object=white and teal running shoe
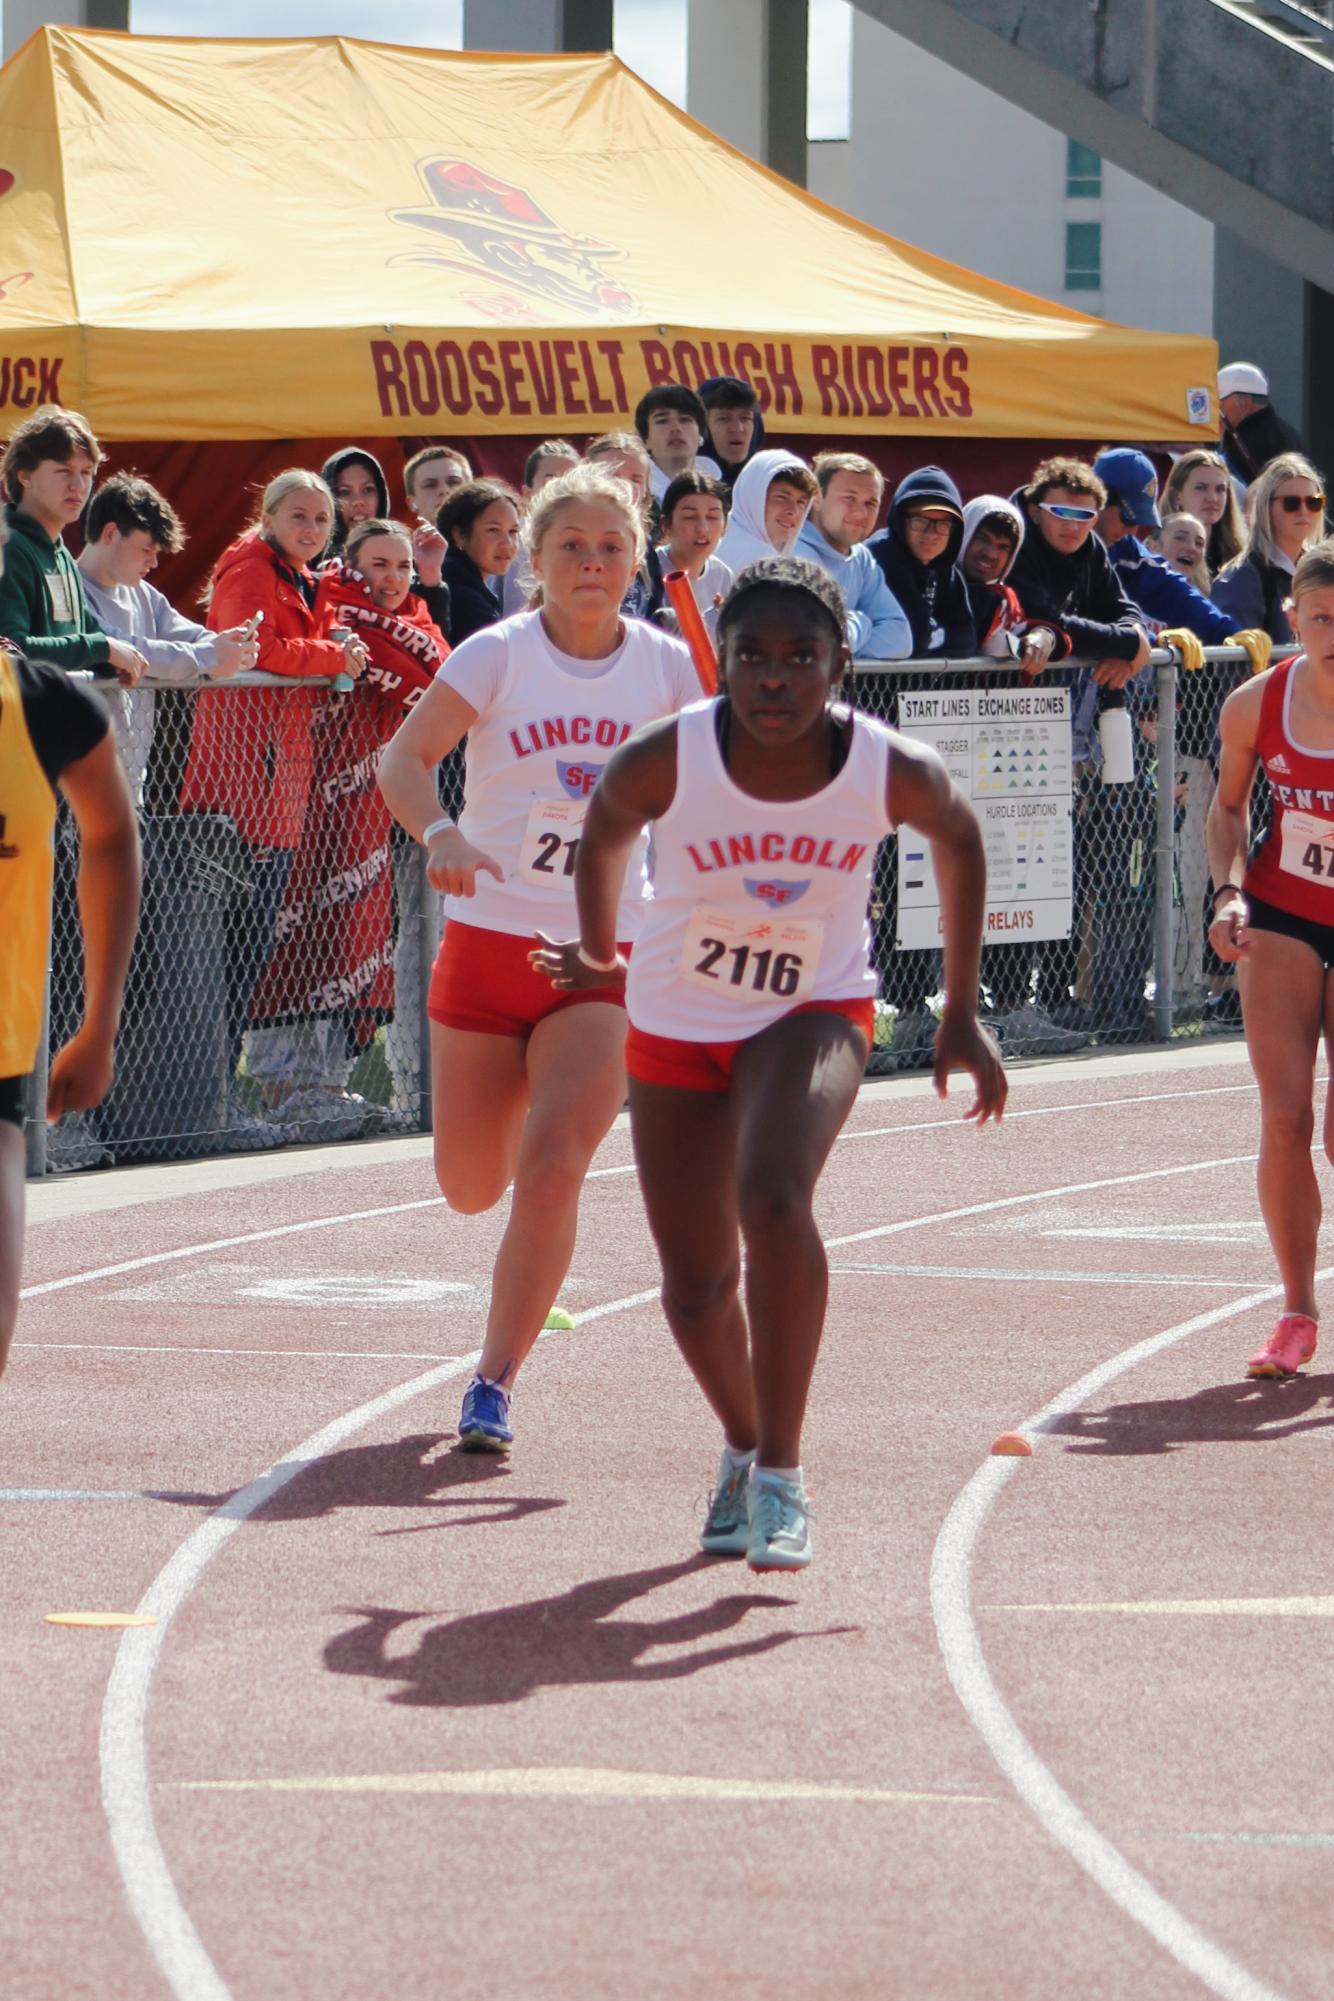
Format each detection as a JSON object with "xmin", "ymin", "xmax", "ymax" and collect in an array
[
  {"xmin": 747, "ymin": 1470, "xmax": 813, "ymax": 1572},
  {"xmin": 699, "ymin": 1451, "xmax": 753, "ymax": 1557}
]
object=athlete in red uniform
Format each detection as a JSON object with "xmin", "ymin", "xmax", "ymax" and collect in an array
[
  {"xmin": 1210, "ymin": 539, "xmax": 1334, "ymax": 1376},
  {"xmin": 536, "ymin": 558, "xmax": 1005, "ymax": 1569}
]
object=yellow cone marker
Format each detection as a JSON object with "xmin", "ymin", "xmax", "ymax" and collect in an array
[
  {"xmin": 46, "ymin": 1611, "xmax": 158, "ymax": 1628},
  {"xmin": 990, "ymin": 1432, "xmax": 1033, "ymax": 1458}
]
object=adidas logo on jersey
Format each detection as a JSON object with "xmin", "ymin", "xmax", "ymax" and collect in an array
[{"xmin": 1269, "ymin": 752, "xmax": 1291, "ymax": 775}]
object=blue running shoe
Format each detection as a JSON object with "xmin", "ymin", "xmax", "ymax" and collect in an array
[
  {"xmin": 747, "ymin": 1470, "xmax": 812, "ymax": 1572},
  {"xmin": 699, "ymin": 1451, "xmax": 753, "ymax": 1557},
  {"xmin": 458, "ymin": 1373, "xmax": 513, "ymax": 1453}
]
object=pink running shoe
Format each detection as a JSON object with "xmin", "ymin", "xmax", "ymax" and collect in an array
[{"xmin": 1246, "ymin": 1314, "xmax": 1318, "ymax": 1379}]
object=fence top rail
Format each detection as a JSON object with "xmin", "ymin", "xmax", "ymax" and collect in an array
[{"xmin": 66, "ymin": 642, "xmax": 1301, "ymax": 692}]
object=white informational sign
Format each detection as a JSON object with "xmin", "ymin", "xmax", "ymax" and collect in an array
[{"xmin": 894, "ymin": 685, "xmax": 1073, "ymax": 949}]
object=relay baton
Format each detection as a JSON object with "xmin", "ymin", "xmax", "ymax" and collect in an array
[{"xmin": 663, "ymin": 569, "xmax": 718, "ymax": 695}]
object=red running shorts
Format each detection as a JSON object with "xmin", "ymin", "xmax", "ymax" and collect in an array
[
  {"xmin": 625, "ymin": 997, "xmax": 876, "ymax": 1094},
  {"xmin": 427, "ymin": 920, "xmax": 628, "ymax": 1038}
]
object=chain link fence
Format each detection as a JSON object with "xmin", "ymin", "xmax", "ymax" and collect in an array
[
  {"xmin": 30, "ymin": 670, "xmax": 453, "ymax": 1175},
  {"xmin": 28, "ymin": 643, "xmax": 1265, "ymax": 1173}
]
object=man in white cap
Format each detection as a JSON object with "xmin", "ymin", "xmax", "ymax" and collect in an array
[{"xmin": 1218, "ymin": 362, "xmax": 1302, "ymax": 488}]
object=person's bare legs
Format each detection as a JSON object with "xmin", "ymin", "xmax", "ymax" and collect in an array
[
  {"xmin": 1240, "ymin": 930, "xmax": 1325, "ymax": 1319},
  {"xmin": 0, "ymin": 1121, "xmax": 26, "ymax": 1378},
  {"xmin": 429, "ymin": 1022, "xmax": 529, "ymax": 1214},
  {"xmin": 627, "ymin": 1077, "xmax": 757, "ymax": 1451},
  {"xmin": 475, "ymin": 1001, "xmax": 627, "ymax": 1384},
  {"xmin": 728, "ymin": 1012, "xmax": 868, "ymax": 1467}
]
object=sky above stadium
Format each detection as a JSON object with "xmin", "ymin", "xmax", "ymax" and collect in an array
[{"xmin": 129, "ymin": 0, "xmax": 853, "ymax": 137}]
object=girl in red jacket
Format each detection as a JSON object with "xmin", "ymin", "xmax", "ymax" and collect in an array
[
  {"xmin": 180, "ymin": 470, "xmax": 368, "ymax": 1123},
  {"xmin": 247, "ymin": 520, "xmax": 449, "ymax": 1133}
]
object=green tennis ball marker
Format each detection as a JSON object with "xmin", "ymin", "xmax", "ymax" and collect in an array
[{"xmin": 543, "ymin": 1308, "xmax": 575, "ymax": 1332}]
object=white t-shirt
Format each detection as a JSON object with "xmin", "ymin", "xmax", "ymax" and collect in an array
[
  {"xmin": 654, "ymin": 549, "xmax": 733, "ymax": 641},
  {"xmin": 648, "ymin": 454, "xmax": 723, "ymax": 505},
  {"xmin": 436, "ymin": 609, "xmax": 700, "ymax": 941}
]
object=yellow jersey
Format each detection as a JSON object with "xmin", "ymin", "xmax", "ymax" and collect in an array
[{"xmin": 0, "ymin": 647, "xmax": 107, "ymax": 1076}]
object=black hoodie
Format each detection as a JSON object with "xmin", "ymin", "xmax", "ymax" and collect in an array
[
  {"xmin": 698, "ymin": 375, "xmax": 766, "ymax": 492},
  {"xmin": 320, "ymin": 447, "xmax": 390, "ymax": 556},
  {"xmin": 1004, "ymin": 501, "xmax": 1144, "ymax": 665},
  {"xmin": 867, "ymin": 466, "xmax": 975, "ymax": 657}
]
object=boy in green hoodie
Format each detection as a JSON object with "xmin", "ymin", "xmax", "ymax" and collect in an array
[{"xmin": 0, "ymin": 407, "xmax": 145, "ymax": 686}]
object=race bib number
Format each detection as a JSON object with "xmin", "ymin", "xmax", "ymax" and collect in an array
[
  {"xmin": 1279, "ymin": 809, "xmax": 1334, "ymax": 885},
  {"xmin": 518, "ymin": 794, "xmax": 585, "ymax": 888},
  {"xmin": 681, "ymin": 904, "xmax": 823, "ymax": 1005},
  {"xmin": 45, "ymin": 571, "xmax": 73, "ymax": 624}
]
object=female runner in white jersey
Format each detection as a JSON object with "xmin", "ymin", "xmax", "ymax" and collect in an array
[
  {"xmin": 1209, "ymin": 540, "xmax": 1334, "ymax": 1379},
  {"xmin": 535, "ymin": 558, "xmax": 1005, "ymax": 1569},
  {"xmin": 378, "ymin": 464, "xmax": 699, "ymax": 1451}
]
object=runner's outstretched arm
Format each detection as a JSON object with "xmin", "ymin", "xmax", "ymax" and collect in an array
[
  {"xmin": 48, "ymin": 734, "xmax": 140, "ymax": 1119},
  {"xmin": 532, "ymin": 718, "xmax": 680, "ymax": 988},
  {"xmin": 887, "ymin": 736, "xmax": 1006, "ymax": 1123},
  {"xmin": 1206, "ymin": 677, "xmax": 1264, "ymax": 962}
]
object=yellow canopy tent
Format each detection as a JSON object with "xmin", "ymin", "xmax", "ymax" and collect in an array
[{"xmin": 0, "ymin": 26, "xmax": 1217, "ymax": 445}]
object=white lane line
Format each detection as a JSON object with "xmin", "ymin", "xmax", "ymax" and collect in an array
[
  {"xmin": 0, "ymin": 1489, "xmax": 204, "ymax": 1503},
  {"xmin": 100, "ymin": 1347, "xmax": 481, "ymax": 2001},
  {"xmin": 821, "ymin": 1150, "xmax": 1260, "ymax": 1256},
  {"xmin": 175, "ymin": 1766, "xmax": 995, "ymax": 1807},
  {"xmin": 990, "ymin": 1597, "xmax": 1334, "ymax": 1618},
  {"xmin": 829, "ymin": 1263, "xmax": 1270, "ymax": 1290},
  {"xmin": 930, "ymin": 1269, "xmax": 1334, "ymax": 2001},
  {"xmin": 580, "ymin": 1080, "xmax": 1265, "ymax": 1182},
  {"xmin": 15, "ymin": 1343, "xmax": 468, "ymax": 1361},
  {"xmin": 96, "ymin": 1282, "xmax": 655, "ymax": 2001}
]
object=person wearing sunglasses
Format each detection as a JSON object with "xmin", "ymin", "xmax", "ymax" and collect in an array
[
  {"xmin": 1215, "ymin": 453, "xmax": 1328, "ymax": 647},
  {"xmin": 1003, "ymin": 457, "xmax": 1152, "ymax": 1036}
]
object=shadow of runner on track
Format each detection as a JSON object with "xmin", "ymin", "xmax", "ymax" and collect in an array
[
  {"xmin": 244, "ymin": 1432, "xmax": 564, "ymax": 1529},
  {"xmin": 323, "ymin": 1560, "xmax": 856, "ymax": 1707},
  {"xmin": 1048, "ymin": 1374, "xmax": 1334, "ymax": 1457}
]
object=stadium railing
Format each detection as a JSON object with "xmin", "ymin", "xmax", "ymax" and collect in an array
[{"xmin": 26, "ymin": 643, "xmax": 1264, "ymax": 1175}]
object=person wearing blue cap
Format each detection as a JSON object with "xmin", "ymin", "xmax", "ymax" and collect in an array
[{"xmin": 1091, "ymin": 447, "xmax": 1243, "ymax": 647}]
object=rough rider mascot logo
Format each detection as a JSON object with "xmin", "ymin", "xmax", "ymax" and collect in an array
[{"xmin": 389, "ymin": 158, "xmax": 634, "ymax": 315}]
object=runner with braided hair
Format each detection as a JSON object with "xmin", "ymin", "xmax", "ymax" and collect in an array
[{"xmin": 534, "ymin": 556, "xmax": 1004, "ymax": 1569}]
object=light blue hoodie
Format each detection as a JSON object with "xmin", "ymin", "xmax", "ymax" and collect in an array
[{"xmin": 796, "ymin": 516, "xmax": 911, "ymax": 659}]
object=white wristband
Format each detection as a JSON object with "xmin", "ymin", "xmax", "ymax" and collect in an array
[
  {"xmin": 577, "ymin": 944, "xmax": 619, "ymax": 973},
  {"xmin": 421, "ymin": 815, "xmax": 454, "ymax": 846}
]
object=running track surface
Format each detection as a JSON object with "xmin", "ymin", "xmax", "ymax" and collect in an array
[{"xmin": 5, "ymin": 1040, "xmax": 1330, "ymax": 2001}]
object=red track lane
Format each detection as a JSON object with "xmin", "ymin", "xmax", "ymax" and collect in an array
[{"xmin": 4, "ymin": 1049, "xmax": 1328, "ymax": 2001}]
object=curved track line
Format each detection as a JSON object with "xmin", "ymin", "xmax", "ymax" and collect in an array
[
  {"xmin": 930, "ymin": 1271, "xmax": 1334, "ymax": 2001},
  {"xmin": 96, "ymin": 1129, "xmax": 1269, "ymax": 2001},
  {"xmin": 97, "ymin": 1283, "xmax": 658, "ymax": 2001}
]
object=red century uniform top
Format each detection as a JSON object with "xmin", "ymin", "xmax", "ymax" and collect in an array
[
  {"xmin": 1243, "ymin": 655, "xmax": 1334, "ymax": 921},
  {"xmin": 0, "ymin": 647, "xmax": 108, "ymax": 1076},
  {"xmin": 626, "ymin": 698, "xmax": 894, "ymax": 1040}
]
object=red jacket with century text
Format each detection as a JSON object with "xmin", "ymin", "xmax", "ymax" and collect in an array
[
  {"xmin": 249, "ymin": 565, "xmax": 449, "ymax": 1034},
  {"xmin": 180, "ymin": 533, "xmax": 349, "ymax": 850}
]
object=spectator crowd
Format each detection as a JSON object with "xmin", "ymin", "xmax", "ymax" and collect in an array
[{"xmin": 0, "ymin": 355, "xmax": 1322, "ymax": 1162}]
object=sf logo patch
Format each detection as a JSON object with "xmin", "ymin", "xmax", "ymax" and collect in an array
[
  {"xmin": 744, "ymin": 877, "xmax": 810, "ymax": 907},
  {"xmin": 556, "ymin": 760, "xmax": 604, "ymax": 799}
]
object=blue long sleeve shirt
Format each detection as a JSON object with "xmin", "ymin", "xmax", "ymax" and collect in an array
[
  {"xmin": 1106, "ymin": 535, "xmax": 1239, "ymax": 643},
  {"xmin": 796, "ymin": 518, "xmax": 912, "ymax": 659}
]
